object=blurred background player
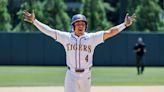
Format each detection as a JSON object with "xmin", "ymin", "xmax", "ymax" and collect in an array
[{"xmin": 134, "ymin": 37, "xmax": 147, "ymax": 75}]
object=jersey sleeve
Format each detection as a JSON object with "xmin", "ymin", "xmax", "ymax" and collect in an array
[
  {"xmin": 56, "ymin": 31, "xmax": 69, "ymax": 45},
  {"xmin": 91, "ymin": 31, "xmax": 105, "ymax": 46},
  {"xmin": 33, "ymin": 19, "xmax": 68, "ymax": 45}
]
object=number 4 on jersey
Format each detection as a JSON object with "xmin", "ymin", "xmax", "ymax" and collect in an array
[{"xmin": 85, "ymin": 55, "xmax": 89, "ymax": 62}]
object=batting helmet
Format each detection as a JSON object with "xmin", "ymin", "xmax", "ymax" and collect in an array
[
  {"xmin": 71, "ymin": 14, "xmax": 87, "ymax": 25},
  {"xmin": 71, "ymin": 14, "xmax": 88, "ymax": 31}
]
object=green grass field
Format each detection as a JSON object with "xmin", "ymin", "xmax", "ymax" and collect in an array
[{"xmin": 0, "ymin": 66, "xmax": 164, "ymax": 87}]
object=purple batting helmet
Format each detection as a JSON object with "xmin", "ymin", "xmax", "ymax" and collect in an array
[
  {"xmin": 71, "ymin": 14, "xmax": 88, "ymax": 31},
  {"xmin": 71, "ymin": 14, "xmax": 87, "ymax": 26}
]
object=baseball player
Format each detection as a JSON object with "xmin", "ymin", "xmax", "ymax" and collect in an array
[
  {"xmin": 23, "ymin": 10, "xmax": 135, "ymax": 92},
  {"xmin": 134, "ymin": 37, "xmax": 146, "ymax": 75}
]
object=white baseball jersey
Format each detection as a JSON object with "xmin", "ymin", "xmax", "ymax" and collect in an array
[
  {"xmin": 34, "ymin": 20, "xmax": 104, "ymax": 70},
  {"xmin": 56, "ymin": 31, "xmax": 104, "ymax": 70},
  {"xmin": 34, "ymin": 19, "xmax": 104, "ymax": 92}
]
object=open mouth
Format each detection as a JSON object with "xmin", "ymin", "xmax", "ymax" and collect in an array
[{"xmin": 78, "ymin": 28, "xmax": 83, "ymax": 31}]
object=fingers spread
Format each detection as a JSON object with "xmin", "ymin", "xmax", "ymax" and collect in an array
[
  {"xmin": 131, "ymin": 14, "xmax": 136, "ymax": 22},
  {"xmin": 132, "ymin": 14, "xmax": 136, "ymax": 19},
  {"xmin": 126, "ymin": 13, "xmax": 129, "ymax": 17},
  {"xmin": 32, "ymin": 10, "xmax": 35, "ymax": 17},
  {"xmin": 23, "ymin": 11, "xmax": 31, "ymax": 17},
  {"xmin": 24, "ymin": 19, "xmax": 28, "ymax": 22},
  {"xmin": 132, "ymin": 13, "xmax": 136, "ymax": 17}
]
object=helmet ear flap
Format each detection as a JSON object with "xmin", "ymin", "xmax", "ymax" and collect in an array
[
  {"xmin": 71, "ymin": 24, "xmax": 75, "ymax": 32},
  {"xmin": 84, "ymin": 21, "xmax": 88, "ymax": 31},
  {"xmin": 73, "ymin": 24, "xmax": 75, "ymax": 30}
]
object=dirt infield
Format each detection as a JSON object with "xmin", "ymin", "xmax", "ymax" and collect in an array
[{"xmin": 0, "ymin": 86, "xmax": 164, "ymax": 92}]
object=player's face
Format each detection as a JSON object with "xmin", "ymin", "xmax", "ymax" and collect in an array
[{"xmin": 74, "ymin": 21, "xmax": 86, "ymax": 37}]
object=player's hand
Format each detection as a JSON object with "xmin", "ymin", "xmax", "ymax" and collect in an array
[
  {"xmin": 124, "ymin": 13, "xmax": 136, "ymax": 27},
  {"xmin": 23, "ymin": 10, "xmax": 35, "ymax": 23}
]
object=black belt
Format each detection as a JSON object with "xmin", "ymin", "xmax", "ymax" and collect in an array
[{"xmin": 67, "ymin": 67, "xmax": 91, "ymax": 73}]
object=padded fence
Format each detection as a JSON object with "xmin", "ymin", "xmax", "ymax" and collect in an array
[{"xmin": 0, "ymin": 32, "xmax": 163, "ymax": 66}]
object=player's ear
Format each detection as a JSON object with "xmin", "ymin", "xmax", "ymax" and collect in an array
[
  {"xmin": 73, "ymin": 24, "xmax": 75, "ymax": 31},
  {"xmin": 71, "ymin": 25, "xmax": 75, "ymax": 32}
]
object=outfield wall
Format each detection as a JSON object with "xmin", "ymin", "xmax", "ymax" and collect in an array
[{"xmin": 0, "ymin": 32, "xmax": 163, "ymax": 66}]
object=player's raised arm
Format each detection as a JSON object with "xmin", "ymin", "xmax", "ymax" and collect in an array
[
  {"xmin": 103, "ymin": 13, "xmax": 136, "ymax": 41},
  {"xmin": 23, "ymin": 10, "xmax": 58, "ymax": 39}
]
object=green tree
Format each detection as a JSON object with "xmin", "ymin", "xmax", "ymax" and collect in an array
[
  {"xmin": 126, "ymin": 0, "xmax": 140, "ymax": 14},
  {"xmin": 81, "ymin": 0, "xmax": 113, "ymax": 32},
  {"xmin": 125, "ymin": 0, "xmax": 140, "ymax": 31},
  {"xmin": 135, "ymin": 0, "xmax": 162, "ymax": 32},
  {"xmin": 43, "ymin": 0, "xmax": 70, "ymax": 31},
  {"xmin": 0, "ymin": 0, "xmax": 12, "ymax": 32},
  {"xmin": 13, "ymin": 0, "xmax": 45, "ymax": 32},
  {"xmin": 158, "ymin": 19, "xmax": 164, "ymax": 32}
]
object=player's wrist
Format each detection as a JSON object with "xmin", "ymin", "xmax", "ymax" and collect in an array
[
  {"xmin": 124, "ymin": 22, "xmax": 128, "ymax": 27},
  {"xmin": 33, "ymin": 19, "xmax": 38, "ymax": 26},
  {"xmin": 117, "ymin": 23, "xmax": 126, "ymax": 32},
  {"xmin": 32, "ymin": 19, "xmax": 37, "ymax": 24}
]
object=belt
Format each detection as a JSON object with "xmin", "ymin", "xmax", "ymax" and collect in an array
[{"xmin": 67, "ymin": 67, "xmax": 91, "ymax": 73}]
